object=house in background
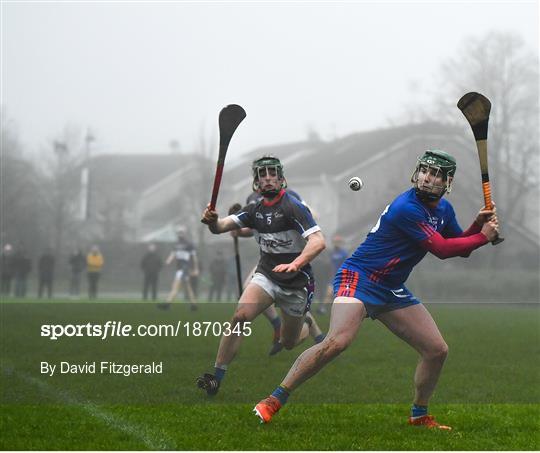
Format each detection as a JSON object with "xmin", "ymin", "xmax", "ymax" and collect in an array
[{"xmin": 77, "ymin": 121, "xmax": 538, "ymax": 269}]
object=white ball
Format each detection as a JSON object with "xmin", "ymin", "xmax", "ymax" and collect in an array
[{"xmin": 348, "ymin": 177, "xmax": 364, "ymax": 191}]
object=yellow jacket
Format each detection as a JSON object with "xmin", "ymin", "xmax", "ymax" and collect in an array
[{"xmin": 87, "ymin": 253, "xmax": 104, "ymax": 273}]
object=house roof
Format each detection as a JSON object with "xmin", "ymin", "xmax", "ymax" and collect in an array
[
  {"xmin": 80, "ymin": 122, "xmax": 538, "ymax": 252},
  {"xmin": 87, "ymin": 153, "xmax": 198, "ymax": 193}
]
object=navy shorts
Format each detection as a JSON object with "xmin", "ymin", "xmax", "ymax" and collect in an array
[{"xmin": 333, "ymin": 267, "xmax": 420, "ymax": 319}]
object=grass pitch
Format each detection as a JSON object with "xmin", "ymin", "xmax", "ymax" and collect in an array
[{"xmin": 1, "ymin": 299, "xmax": 539, "ymax": 450}]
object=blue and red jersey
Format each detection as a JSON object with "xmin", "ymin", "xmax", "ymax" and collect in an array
[{"xmin": 343, "ymin": 188, "xmax": 463, "ymax": 288}]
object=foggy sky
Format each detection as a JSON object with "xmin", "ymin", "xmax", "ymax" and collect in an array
[{"xmin": 2, "ymin": 1, "xmax": 538, "ymax": 161}]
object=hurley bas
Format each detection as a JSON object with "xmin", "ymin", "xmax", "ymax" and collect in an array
[{"xmin": 40, "ymin": 361, "xmax": 163, "ymax": 377}]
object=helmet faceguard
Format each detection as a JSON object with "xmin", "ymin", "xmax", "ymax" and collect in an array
[
  {"xmin": 411, "ymin": 150, "xmax": 457, "ymax": 202},
  {"xmin": 252, "ymin": 156, "xmax": 287, "ymax": 197}
]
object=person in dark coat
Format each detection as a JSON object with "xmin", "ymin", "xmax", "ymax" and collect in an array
[
  {"xmin": 86, "ymin": 245, "xmax": 104, "ymax": 299},
  {"xmin": 13, "ymin": 247, "xmax": 32, "ymax": 298},
  {"xmin": 1, "ymin": 244, "xmax": 15, "ymax": 296},
  {"xmin": 208, "ymin": 250, "xmax": 226, "ymax": 302},
  {"xmin": 141, "ymin": 243, "xmax": 163, "ymax": 300},
  {"xmin": 38, "ymin": 249, "xmax": 55, "ymax": 299},
  {"xmin": 69, "ymin": 248, "xmax": 86, "ymax": 297}
]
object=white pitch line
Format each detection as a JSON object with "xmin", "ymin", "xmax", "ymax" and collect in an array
[{"xmin": 16, "ymin": 371, "xmax": 175, "ymax": 451}]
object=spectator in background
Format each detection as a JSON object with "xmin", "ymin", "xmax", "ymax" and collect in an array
[
  {"xmin": 87, "ymin": 245, "xmax": 104, "ymax": 299},
  {"xmin": 68, "ymin": 248, "xmax": 86, "ymax": 298},
  {"xmin": 13, "ymin": 247, "xmax": 32, "ymax": 298},
  {"xmin": 1, "ymin": 243, "xmax": 15, "ymax": 296},
  {"xmin": 208, "ymin": 250, "xmax": 226, "ymax": 302},
  {"xmin": 165, "ymin": 226, "xmax": 198, "ymax": 310},
  {"xmin": 224, "ymin": 254, "xmax": 237, "ymax": 302},
  {"xmin": 317, "ymin": 235, "xmax": 349, "ymax": 315},
  {"xmin": 38, "ymin": 248, "xmax": 55, "ymax": 299},
  {"xmin": 141, "ymin": 243, "xmax": 163, "ymax": 300},
  {"xmin": 184, "ymin": 255, "xmax": 201, "ymax": 300}
]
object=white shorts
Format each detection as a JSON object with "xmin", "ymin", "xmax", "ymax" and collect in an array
[
  {"xmin": 174, "ymin": 270, "xmax": 189, "ymax": 282},
  {"xmin": 251, "ymin": 273, "xmax": 307, "ymax": 318}
]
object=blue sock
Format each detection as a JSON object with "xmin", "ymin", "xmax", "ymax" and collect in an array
[
  {"xmin": 270, "ymin": 316, "xmax": 281, "ymax": 331},
  {"xmin": 411, "ymin": 404, "xmax": 428, "ymax": 418},
  {"xmin": 271, "ymin": 385, "xmax": 290, "ymax": 405},
  {"xmin": 214, "ymin": 366, "xmax": 226, "ymax": 382},
  {"xmin": 314, "ymin": 333, "xmax": 326, "ymax": 343}
]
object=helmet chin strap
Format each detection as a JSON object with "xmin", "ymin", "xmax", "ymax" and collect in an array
[
  {"xmin": 253, "ymin": 178, "xmax": 286, "ymax": 198},
  {"xmin": 415, "ymin": 178, "xmax": 449, "ymax": 202},
  {"xmin": 415, "ymin": 187, "xmax": 445, "ymax": 202}
]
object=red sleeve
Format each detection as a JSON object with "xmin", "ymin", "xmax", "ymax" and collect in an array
[
  {"xmin": 420, "ymin": 230, "xmax": 488, "ymax": 259},
  {"xmin": 460, "ymin": 221, "xmax": 482, "ymax": 237}
]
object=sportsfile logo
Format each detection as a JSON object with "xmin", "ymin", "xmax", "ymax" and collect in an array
[
  {"xmin": 41, "ymin": 320, "xmax": 252, "ymax": 340},
  {"xmin": 40, "ymin": 321, "xmax": 173, "ymax": 340}
]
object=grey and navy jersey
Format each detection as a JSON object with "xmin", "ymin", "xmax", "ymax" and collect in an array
[
  {"xmin": 172, "ymin": 239, "xmax": 196, "ymax": 272},
  {"xmin": 231, "ymin": 189, "xmax": 320, "ymax": 289}
]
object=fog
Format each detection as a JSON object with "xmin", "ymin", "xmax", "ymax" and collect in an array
[
  {"xmin": 2, "ymin": 2, "xmax": 539, "ymax": 303},
  {"xmin": 2, "ymin": 1, "xmax": 538, "ymax": 158}
]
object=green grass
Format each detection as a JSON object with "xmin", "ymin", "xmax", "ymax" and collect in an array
[
  {"xmin": 1, "ymin": 299, "xmax": 539, "ymax": 450},
  {"xmin": 2, "ymin": 403, "xmax": 538, "ymax": 450}
]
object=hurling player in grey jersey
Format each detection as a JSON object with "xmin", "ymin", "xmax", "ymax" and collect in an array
[
  {"xmin": 236, "ymin": 188, "xmax": 324, "ymax": 355},
  {"xmin": 197, "ymin": 156, "xmax": 326, "ymax": 396}
]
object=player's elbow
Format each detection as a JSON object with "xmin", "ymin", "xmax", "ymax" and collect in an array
[
  {"xmin": 422, "ymin": 240, "xmax": 452, "ymax": 260},
  {"xmin": 430, "ymin": 247, "xmax": 469, "ymax": 260},
  {"xmin": 313, "ymin": 235, "xmax": 326, "ymax": 253},
  {"xmin": 430, "ymin": 249, "xmax": 451, "ymax": 260},
  {"xmin": 238, "ymin": 228, "xmax": 253, "ymax": 237}
]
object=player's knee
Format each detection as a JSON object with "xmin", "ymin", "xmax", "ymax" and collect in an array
[
  {"xmin": 438, "ymin": 342, "xmax": 449, "ymax": 360},
  {"xmin": 425, "ymin": 341, "xmax": 448, "ymax": 362},
  {"xmin": 324, "ymin": 333, "xmax": 352, "ymax": 356},
  {"xmin": 231, "ymin": 311, "xmax": 249, "ymax": 330}
]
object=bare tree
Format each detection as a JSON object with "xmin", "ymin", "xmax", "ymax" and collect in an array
[
  {"xmin": 391, "ymin": 31, "xmax": 538, "ymax": 230},
  {"xmin": 39, "ymin": 125, "xmax": 93, "ymax": 254},
  {"xmin": 435, "ymin": 32, "xmax": 539, "ymax": 222},
  {"xmin": 1, "ymin": 113, "xmax": 49, "ymax": 252},
  {"xmin": 181, "ymin": 126, "xmax": 216, "ymax": 265}
]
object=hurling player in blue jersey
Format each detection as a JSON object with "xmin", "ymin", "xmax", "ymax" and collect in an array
[
  {"xmin": 254, "ymin": 150, "xmax": 499, "ymax": 429},
  {"xmin": 197, "ymin": 156, "xmax": 327, "ymax": 396}
]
